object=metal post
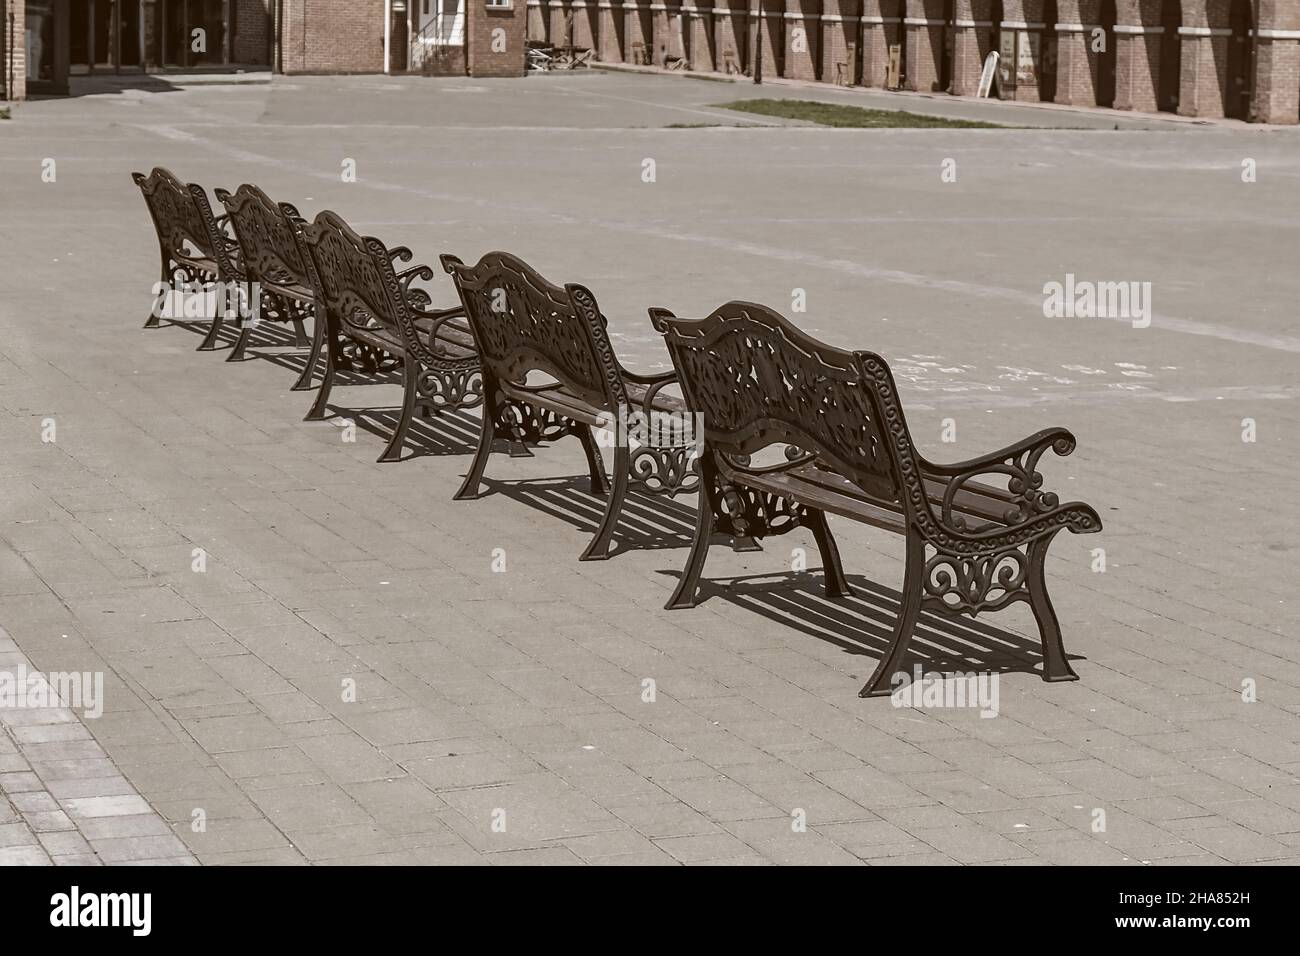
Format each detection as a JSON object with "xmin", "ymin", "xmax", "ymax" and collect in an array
[{"xmin": 749, "ymin": 0, "xmax": 761, "ymax": 83}]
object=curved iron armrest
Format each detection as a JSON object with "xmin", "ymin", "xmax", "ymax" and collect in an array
[
  {"xmin": 915, "ymin": 427, "xmax": 1101, "ymax": 540},
  {"xmin": 411, "ymin": 303, "xmax": 472, "ymax": 352}
]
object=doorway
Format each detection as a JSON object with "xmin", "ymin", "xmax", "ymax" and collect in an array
[
  {"xmin": 1158, "ymin": 0, "xmax": 1180, "ymax": 111},
  {"xmin": 1225, "ymin": 0, "xmax": 1251, "ymax": 119}
]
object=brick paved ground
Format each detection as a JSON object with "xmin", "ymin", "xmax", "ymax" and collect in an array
[{"xmin": 0, "ymin": 72, "xmax": 1297, "ymax": 865}]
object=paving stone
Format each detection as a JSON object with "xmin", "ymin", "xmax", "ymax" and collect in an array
[{"xmin": 0, "ymin": 73, "xmax": 1296, "ymax": 868}]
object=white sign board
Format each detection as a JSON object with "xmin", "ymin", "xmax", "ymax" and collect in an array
[{"xmin": 977, "ymin": 50, "xmax": 1000, "ymax": 98}]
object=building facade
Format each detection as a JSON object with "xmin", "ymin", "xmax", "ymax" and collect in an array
[
  {"xmin": 2, "ymin": 0, "xmax": 525, "ymax": 101},
  {"xmin": 528, "ymin": 0, "xmax": 1300, "ymax": 124}
]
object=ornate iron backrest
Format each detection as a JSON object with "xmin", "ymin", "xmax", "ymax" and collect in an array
[
  {"xmin": 650, "ymin": 301, "xmax": 904, "ymax": 504},
  {"xmin": 441, "ymin": 252, "xmax": 625, "ymax": 410},
  {"xmin": 299, "ymin": 210, "xmax": 406, "ymax": 340},
  {"xmin": 218, "ymin": 184, "xmax": 313, "ymax": 289},
  {"xmin": 131, "ymin": 167, "xmax": 219, "ymax": 264}
]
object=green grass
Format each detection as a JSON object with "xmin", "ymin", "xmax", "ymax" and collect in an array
[
  {"xmin": 713, "ymin": 99, "xmax": 1004, "ymax": 129},
  {"xmin": 0, "ymin": 107, "xmax": 9, "ymax": 121}
]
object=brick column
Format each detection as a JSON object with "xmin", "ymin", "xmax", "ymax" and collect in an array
[
  {"xmin": 1112, "ymin": 0, "xmax": 1161, "ymax": 112},
  {"xmin": 528, "ymin": 0, "xmax": 549, "ymax": 42},
  {"xmin": 468, "ymin": 1, "xmax": 528, "ymax": 76},
  {"xmin": 624, "ymin": 1, "xmax": 653, "ymax": 62},
  {"xmin": 758, "ymin": 0, "xmax": 784, "ymax": 76},
  {"xmin": 597, "ymin": 1, "xmax": 623, "ymax": 59},
  {"xmin": 571, "ymin": 0, "xmax": 598, "ymax": 48},
  {"xmin": 713, "ymin": 0, "xmax": 748, "ymax": 73},
  {"xmin": 652, "ymin": 0, "xmax": 683, "ymax": 64},
  {"xmin": 1053, "ymin": 0, "xmax": 1103, "ymax": 106},
  {"xmin": 862, "ymin": 0, "xmax": 902, "ymax": 87},
  {"xmin": 822, "ymin": 0, "xmax": 862, "ymax": 84},
  {"xmin": 784, "ymin": 0, "xmax": 821, "ymax": 79},
  {"xmin": 950, "ymin": 0, "xmax": 995, "ymax": 95},
  {"xmin": 1253, "ymin": 6, "xmax": 1300, "ymax": 124},
  {"xmin": 903, "ymin": 0, "xmax": 946, "ymax": 92},
  {"xmin": 681, "ymin": 3, "xmax": 712, "ymax": 69},
  {"xmin": 1178, "ymin": 0, "xmax": 1228, "ymax": 118},
  {"xmin": 1, "ymin": 0, "xmax": 25, "ymax": 101},
  {"xmin": 549, "ymin": 0, "xmax": 573, "ymax": 46}
]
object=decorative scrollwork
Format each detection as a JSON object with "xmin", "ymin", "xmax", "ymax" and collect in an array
[
  {"xmin": 708, "ymin": 475, "xmax": 806, "ymax": 539},
  {"xmin": 416, "ymin": 367, "xmax": 484, "ymax": 411},
  {"xmin": 922, "ymin": 548, "xmax": 1029, "ymax": 615},
  {"xmin": 652, "ymin": 302, "xmax": 896, "ymax": 502},
  {"xmin": 494, "ymin": 399, "xmax": 578, "ymax": 445},
  {"xmin": 441, "ymin": 252, "xmax": 615, "ymax": 410},
  {"xmin": 337, "ymin": 337, "xmax": 400, "ymax": 374},
  {"xmin": 630, "ymin": 445, "xmax": 701, "ymax": 496}
]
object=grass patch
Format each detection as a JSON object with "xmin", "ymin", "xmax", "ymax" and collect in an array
[
  {"xmin": 713, "ymin": 99, "xmax": 1004, "ymax": 129},
  {"xmin": 0, "ymin": 107, "xmax": 9, "ymax": 120}
]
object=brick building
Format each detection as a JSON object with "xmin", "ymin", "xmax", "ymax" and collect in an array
[
  {"xmin": 2, "ymin": 0, "xmax": 525, "ymax": 101},
  {"xmin": 527, "ymin": 0, "xmax": 1300, "ymax": 123}
]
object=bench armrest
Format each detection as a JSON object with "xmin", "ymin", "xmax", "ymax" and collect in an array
[
  {"xmin": 918, "ymin": 427, "xmax": 1101, "ymax": 538},
  {"xmin": 412, "ymin": 303, "xmax": 470, "ymax": 351}
]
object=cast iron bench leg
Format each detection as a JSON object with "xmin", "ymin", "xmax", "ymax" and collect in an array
[
  {"xmin": 859, "ymin": 529, "xmax": 925, "ymax": 698},
  {"xmin": 808, "ymin": 509, "xmax": 853, "ymax": 598},
  {"xmin": 292, "ymin": 312, "xmax": 325, "ymax": 392},
  {"xmin": 455, "ymin": 376, "xmax": 498, "ymax": 500},
  {"xmin": 664, "ymin": 470, "xmax": 717, "ymax": 609},
  {"xmin": 304, "ymin": 330, "xmax": 339, "ymax": 422},
  {"xmin": 145, "ymin": 254, "xmax": 169, "ymax": 329},
  {"xmin": 378, "ymin": 359, "xmax": 419, "ymax": 463},
  {"xmin": 1028, "ymin": 533, "xmax": 1080, "ymax": 682},
  {"xmin": 579, "ymin": 445, "xmax": 629, "ymax": 561},
  {"xmin": 578, "ymin": 426, "xmax": 611, "ymax": 496}
]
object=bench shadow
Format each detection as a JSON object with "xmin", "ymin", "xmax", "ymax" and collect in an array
[
  {"xmin": 157, "ymin": 318, "xmax": 399, "ymax": 387},
  {"xmin": 659, "ymin": 569, "xmax": 1079, "ymax": 683},
  {"xmin": 326, "ymin": 406, "xmax": 482, "ymax": 459},
  {"xmin": 477, "ymin": 473, "xmax": 704, "ymax": 554}
]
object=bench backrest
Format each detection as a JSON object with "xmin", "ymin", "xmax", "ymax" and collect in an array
[
  {"xmin": 651, "ymin": 301, "xmax": 905, "ymax": 504},
  {"xmin": 131, "ymin": 167, "xmax": 221, "ymax": 265},
  {"xmin": 218, "ymin": 184, "xmax": 315, "ymax": 291},
  {"xmin": 441, "ymin": 252, "xmax": 623, "ymax": 410},
  {"xmin": 298, "ymin": 210, "xmax": 409, "ymax": 343}
]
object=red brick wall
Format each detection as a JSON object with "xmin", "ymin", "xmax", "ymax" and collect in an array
[
  {"xmin": 821, "ymin": 0, "xmax": 861, "ymax": 85},
  {"xmin": 468, "ymin": 3, "xmax": 528, "ymax": 76},
  {"xmin": 712, "ymin": 2, "xmax": 748, "ymax": 74},
  {"xmin": 2, "ymin": 0, "xmax": 25, "ymax": 101},
  {"xmin": 903, "ymin": 0, "xmax": 946, "ymax": 92},
  {"xmin": 783, "ymin": 0, "xmax": 821, "ymax": 81},
  {"xmin": 234, "ymin": 0, "xmax": 273, "ymax": 64},
  {"xmin": 280, "ymin": 0, "xmax": 386, "ymax": 73}
]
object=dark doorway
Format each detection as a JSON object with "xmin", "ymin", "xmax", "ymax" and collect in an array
[
  {"xmin": 1226, "ymin": 0, "xmax": 1251, "ymax": 119},
  {"xmin": 1158, "ymin": 0, "xmax": 1180, "ymax": 111},
  {"xmin": 1097, "ymin": 0, "xmax": 1116, "ymax": 107},
  {"xmin": 1040, "ymin": 0, "xmax": 1057, "ymax": 101},
  {"xmin": 938, "ymin": 0, "xmax": 954, "ymax": 92}
]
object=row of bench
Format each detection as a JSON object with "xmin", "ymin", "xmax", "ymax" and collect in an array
[{"xmin": 133, "ymin": 167, "xmax": 1102, "ymax": 698}]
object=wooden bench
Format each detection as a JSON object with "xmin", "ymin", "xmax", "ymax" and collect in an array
[
  {"xmin": 215, "ymin": 184, "xmax": 319, "ymax": 389},
  {"xmin": 440, "ymin": 251, "xmax": 702, "ymax": 561},
  {"xmin": 296, "ymin": 210, "xmax": 482, "ymax": 462},
  {"xmin": 132, "ymin": 166, "xmax": 238, "ymax": 346},
  {"xmin": 650, "ymin": 301, "xmax": 1102, "ymax": 697}
]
